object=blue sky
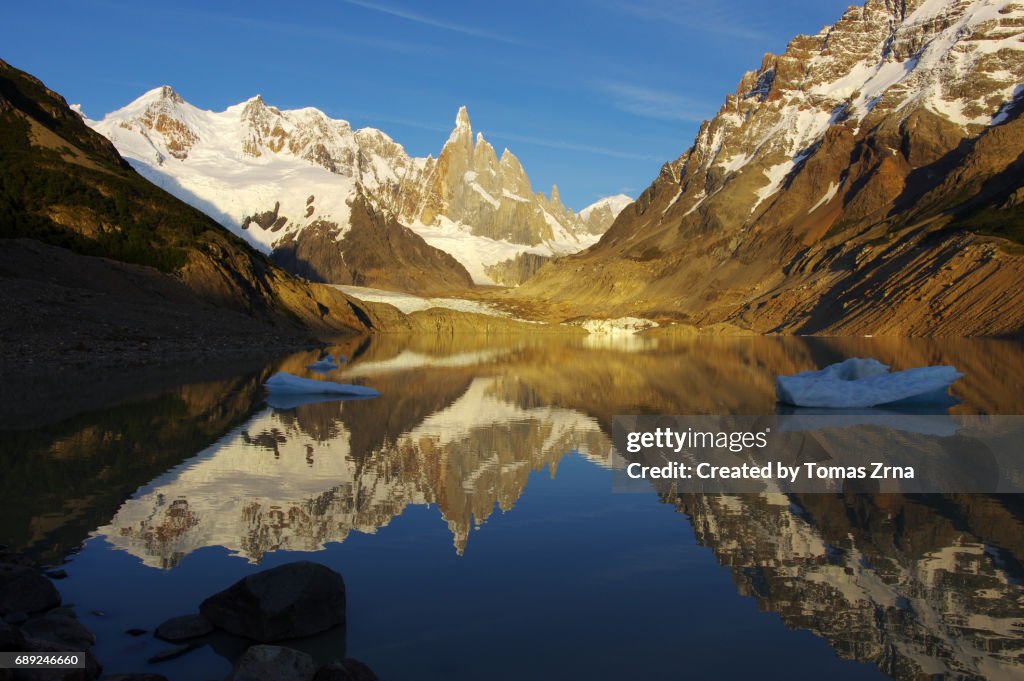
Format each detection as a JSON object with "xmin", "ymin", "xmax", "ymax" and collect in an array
[{"xmin": 3, "ymin": 0, "xmax": 853, "ymax": 210}]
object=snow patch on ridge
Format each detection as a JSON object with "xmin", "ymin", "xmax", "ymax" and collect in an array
[
  {"xmin": 751, "ymin": 160, "xmax": 795, "ymax": 214},
  {"xmin": 809, "ymin": 181, "xmax": 840, "ymax": 213},
  {"xmin": 469, "ymin": 182, "xmax": 500, "ymax": 208}
]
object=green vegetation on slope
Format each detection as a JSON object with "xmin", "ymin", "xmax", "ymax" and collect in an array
[
  {"xmin": 0, "ymin": 59, "xmax": 262, "ymax": 272},
  {"xmin": 951, "ymin": 204, "xmax": 1024, "ymax": 245}
]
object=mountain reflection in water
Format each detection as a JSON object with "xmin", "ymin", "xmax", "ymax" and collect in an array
[
  {"xmin": 100, "ymin": 375, "xmax": 613, "ymax": 566},
  {"xmin": 2, "ymin": 333, "xmax": 1023, "ymax": 680}
]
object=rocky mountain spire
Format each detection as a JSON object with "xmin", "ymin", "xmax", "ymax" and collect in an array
[
  {"xmin": 155, "ymin": 85, "xmax": 183, "ymax": 104},
  {"xmin": 445, "ymin": 105, "xmax": 473, "ymax": 151},
  {"xmin": 455, "ymin": 105, "xmax": 471, "ymax": 129},
  {"xmin": 91, "ymin": 96, "xmax": 625, "ymax": 288}
]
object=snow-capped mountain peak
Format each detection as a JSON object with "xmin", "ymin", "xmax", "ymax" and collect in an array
[
  {"xmin": 89, "ymin": 94, "xmax": 622, "ymax": 286},
  {"xmin": 698, "ymin": 0, "xmax": 1024, "ymax": 184},
  {"xmin": 579, "ymin": 194, "xmax": 633, "ymax": 222},
  {"xmin": 518, "ymin": 0, "xmax": 1024, "ymax": 338}
]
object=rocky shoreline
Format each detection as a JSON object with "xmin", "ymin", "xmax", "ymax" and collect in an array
[{"xmin": 0, "ymin": 549, "xmax": 378, "ymax": 681}]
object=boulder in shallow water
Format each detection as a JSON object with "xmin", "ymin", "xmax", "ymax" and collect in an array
[
  {"xmin": 0, "ymin": 619, "xmax": 26, "ymax": 650},
  {"xmin": 228, "ymin": 645, "xmax": 317, "ymax": 681},
  {"xmin": 21, "ymin": 613, "xmax": 96, "ymax": 650},
  {"xmin": 3, "ymin": 610, "xmax": 28, "ymax": 626},
  {"xmin": 154, "ymin": 613, "xmax": 213, "ymax": 642},
  {"xmin": 18, "ymin": 638, "xmax": 102, "ymax": 680},
  {"xmin": 200, "ymin": 561, "xmax": 345, "ymax": 642},
  {"xmin": 0, "ymin": 563, "xmax": 61, "ymax": 615},
  {"xmin": 146, "ymin": 643, "xmax": 198, "ymax": 664}
]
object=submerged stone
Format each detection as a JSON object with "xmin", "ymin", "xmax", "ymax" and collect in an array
[
  {"xmin": 200, "ymin": 561, "xmax": 345, "ymax": 642},
  {"xmin": 154, "ymin": 613, "xmax": 213, "ymax": 642},
  {"xmin": 228, "ymin": 645, "xmax": 317, "ymax": 681},
  {"xmin": 146, "ymin": 643, "xmax": 198, "ymax": 664},
  {"xmin": 21, "ymin": 613, "xmax": 96, "ymax": 650},
  {"xmin": 0, "ymin": 564, "xmax": 61, "ymax": 615}
]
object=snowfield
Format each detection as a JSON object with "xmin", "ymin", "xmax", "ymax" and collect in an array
[
  {"xmin": 408, "ymin": 215, "xmax": 600, "ymax": 285},
  {"xmin": 578, "ymin": 194, "xmax": 633, "ymax": 221},
  {"xmin": 574, "ymin": 317, "xmax": 659, "ymax": 335},
  {"xmin": 334, "ymin": 285, "xmax": 511, "ymax": 317}
]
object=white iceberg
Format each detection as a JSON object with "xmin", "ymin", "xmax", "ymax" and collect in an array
[
  {"xmin": 264, "ymin": 372, "xmax": 380, "ymax": 398},
  {"xmin": 775, "ymin": 358, "xmax": 961, "ymax": 409}
]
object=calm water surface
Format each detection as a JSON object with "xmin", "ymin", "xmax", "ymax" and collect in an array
[{"xmin": 3, "ymin": 334, "xmax": 1023, "ymax": 680}]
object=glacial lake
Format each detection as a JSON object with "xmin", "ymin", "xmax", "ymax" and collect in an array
[{"xmin": 3, "ymin": 333, "xmax": 1024, "ymax": 680}]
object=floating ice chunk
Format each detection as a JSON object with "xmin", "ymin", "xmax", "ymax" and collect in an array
[
  {"xmin": 264, "ymin": 372, "xmax": 379, "ymax": 398},
  {"xmin": 776, "ymin": 358, "xmax": 961, "ymax": 409}
]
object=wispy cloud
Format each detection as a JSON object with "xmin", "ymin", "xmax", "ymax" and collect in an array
[
  {"xmin": 596, "ymin": 0, "xmax": 772, "ymax": 42},
  {"xmin": 91, "ymin": 0, "xmax": 427, "ymax": 55},
  {"xmin": 343, "ymin": 0, "xmax": 531, "ymax": 47},
  {"xmin": 487, "ymin": 129, "xmax": 664, "ymax": 162},
  {"xmin": 593, "ymin": 81, "xmax": 711, "ymax": 122},
  {"xmin": 346, "ymin": 109, "xmax": 665, "ymax": 161}
]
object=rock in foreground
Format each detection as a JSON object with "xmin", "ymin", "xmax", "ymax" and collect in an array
[
  {"xmin": 20, "ymin": 613, "xmax": 96, "ymax": 650},
  {"xmin": 0, "ymin": 564, "xmax": 61, "ymax": 615},
  {"xmin": 153, "ymin": 614, "xmax": 213, "ymax": 642},
  {"xmin": 200, "ymin": 562, "xmax": 345, "ymax": 642},
  {"xmin": 227, "ymin": 645, "xmax": 317, "ymax": 681},
  {"xmin": 313, "ymin": 659, "xmax": 380, "ymax": 681},
  {"xmin": 17, "ymin": 638, "xmax": 102, "ymax": 680}
]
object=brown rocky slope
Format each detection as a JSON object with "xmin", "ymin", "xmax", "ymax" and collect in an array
[
  {"xmin": 516, "ymin": 0, "xmax": 1024, "ymax": 337},
  {"xmin": 0, "ymin": 58, "xmax": 386, "ymax": 371},
  {"xmin": 272, "ymin": 192, "xmax": 474, "ymax": 294}
]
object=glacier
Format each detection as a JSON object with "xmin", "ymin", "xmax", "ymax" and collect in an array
[{"xmin": 84, "ymin": 90, "xmax": 630, "ymax": 285}]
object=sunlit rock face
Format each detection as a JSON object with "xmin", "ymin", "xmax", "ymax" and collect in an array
[
  {"xmin": 519, "ymin": 0, "xmax": 1024, "ymax": 336},
  {"xmin": 88, "ymin": 96, "xmax": 628, "ymax": 287},
  {"xmin": 412, "ymin": 106, "xmax": 587, "ymax": 246},
  {"xmin": 672, "ymin": 492, "xmax": 1024, "ymax": 680}
]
